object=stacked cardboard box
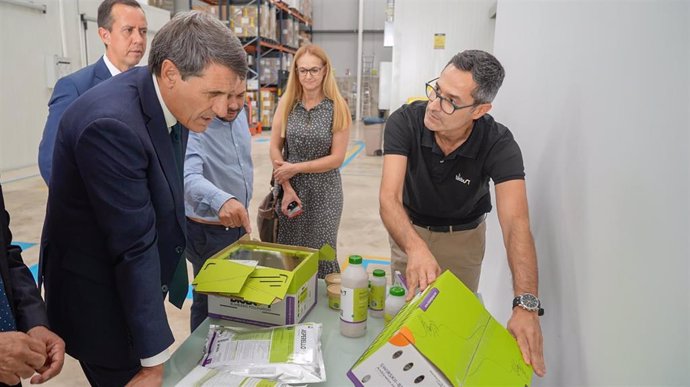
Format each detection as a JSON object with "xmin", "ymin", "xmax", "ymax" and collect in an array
[
  {"xmin": 259, "ymin": 57, "xmax": 281, "ymax": 85},
  {"xmin": 281, "ymin": 17, "xmax": 294, "ymax": 48},
  {"xmin": 228, "ymin": 5, "xmax": 257, "ymax": 37},
  {"xmin": 260, "ymin": 90, "xmax": 276, "ymax": 128},
  {"xmin": 281, "ymin": 53, "xmax": 293, "ymax": 72},
  {"xmin": 246, "ymin": 91, "xmax": 260, "ymax": 126},
  {"xmin": 299, "ymin": 30, "xmax": 312, "ymax": 46},
  {"xmin": 228, "ymin": 3, "xmax": 276, "ymax": 40},
  {"xmin": 267, "ymin": 4, "xmax": 277, "ymax": 41},
  {"xmin": 293, "ymin": 18, "xmax": 301, "ymax": 47},
  {"xmin": 281, "ymin": 0, "xmax": 312, "ymax": 21}
]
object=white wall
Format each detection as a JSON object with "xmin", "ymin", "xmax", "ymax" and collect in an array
[
  {"xmin": 481, "ymin": 0, "xmax": 689, "ymax": 385},
  {"xmin": 390, "ymin": 0, "xmax": 496, "ymax": 109},
  {"xmin": 0, "ymin": 0, "xmax": 169, "ymax": 174},
  {"xmin": 0, "ymin": 0, "xmax": 81, "ymax": 172}
]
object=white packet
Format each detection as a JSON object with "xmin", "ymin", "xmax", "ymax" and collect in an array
[
  {"xmin": 199, "ymin": 322, "xmax": 326, "ymax": 384},
  {"xmin": 175, "ymin": 365, "xmax": 291, "ymax": 387}
]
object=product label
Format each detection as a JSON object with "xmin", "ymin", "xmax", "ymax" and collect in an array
[
  {"xmin": 369, "ymin": 285, "xmax": 386, "ymax": 311},
  {"xmin": 340, "ymin": 286, "xmax": 368, "ymax": 323}
]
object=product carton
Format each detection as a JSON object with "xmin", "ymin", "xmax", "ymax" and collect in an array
[
  {"xmin": 193, "ymin": 239, "xmax": 335, "ymax": 326},
  {"xmin": 348, "ymin": 271, "xmax": 534, "ymax": 386}
]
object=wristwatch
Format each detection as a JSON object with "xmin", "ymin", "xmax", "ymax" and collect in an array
[{"xmin": 512, "ymin": 293, "xmax": 544, "ymax": 316}]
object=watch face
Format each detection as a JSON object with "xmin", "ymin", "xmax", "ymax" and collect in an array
[{"xmin": 520, "ymin": 294, "xmax": 540, "ymax": 310}]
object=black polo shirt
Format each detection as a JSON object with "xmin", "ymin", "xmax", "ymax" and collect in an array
[{"xmin": 383, "ymin": 101, "xmax": 525, "ymax": 226}]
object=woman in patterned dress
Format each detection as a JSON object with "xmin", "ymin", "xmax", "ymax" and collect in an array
[{"xmin": 269, "ymin": 44, "xmax": 352, "ymax": 277}]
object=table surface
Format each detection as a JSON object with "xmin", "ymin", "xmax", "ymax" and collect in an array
[{"xmin": 163, "ymin": 280, "xmax": 385, "ymax": 386}]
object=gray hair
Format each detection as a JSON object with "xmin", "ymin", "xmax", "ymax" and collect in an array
[
  {"xmin": 97, "ymin": 0, "xmax": 143, "ymax": 30},
  {"xmin": 446, "ymin": 50, "xmax": 505, "ymax": 104},
  {"xmin": 148, "ymin": 11, "xmax": 247, "ymax": 80}
]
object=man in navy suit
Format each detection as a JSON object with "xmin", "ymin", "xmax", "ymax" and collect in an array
[
  {"xmin": 38, "ymin": 0, "xmax": 147, "ymax": 184},
  {"xmin": 40, "ymin": 11, "xmax": 247, "ymax": 386},
  {"xmin": 0, "ymin": 183, "xmax": 64, "ymax": 386}
]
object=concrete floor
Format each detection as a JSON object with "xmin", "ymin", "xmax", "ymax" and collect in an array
[{"xmin": 1, "ymin": 121, "xmax": 391, "ymax": 386}]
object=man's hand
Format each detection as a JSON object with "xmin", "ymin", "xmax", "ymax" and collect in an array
[
  {"xmin": 404, "ymin": 247, "xmax": 441, "ymax": 301},
  {"xmin": 27, "ymin": 326, "xmax": 65, "ymax": 384},
  {"xmin": 125, "ymin": 364, "xmax": 163, "ymax": 387},
  {"xmin": 273, "ymin": 160, "xmax": 299, "ymax": 185},
  {"xmin": 218, "ymin": 198, "xmax": 251, "ymax": 233},
  {"xmin": 0, "ymin": 331, "xmax": 47, "ymax": 385},
  {"xmin": 507, "ymin": 307, "xmax": 546, "ymax": 377}
]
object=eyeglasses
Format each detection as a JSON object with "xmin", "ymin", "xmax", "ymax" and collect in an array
[
  {"xmin": 298, "ymin": 66, "xmax": 323, "ymax": 77},
  {"xmin": 425, "ymin": 77, "xmax": 479, "ymax": 115}
]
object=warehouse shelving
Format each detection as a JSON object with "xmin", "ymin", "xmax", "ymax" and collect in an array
[{"xmin": 193, "ymin": 0, "xmax": 313, "ymax": 131}]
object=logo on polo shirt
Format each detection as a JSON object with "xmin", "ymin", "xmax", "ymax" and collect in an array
[{"xmin": 455, "ymin": 172, "xmax": 471, "ymax": 185}]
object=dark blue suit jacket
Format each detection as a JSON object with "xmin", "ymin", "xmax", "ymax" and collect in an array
[
  {"xmin": 41, "ymin": 66, "xmax": 187, "ymax": 367},
  {"xmin": 0, "ymin": 183, "xmax": 48, "ymax": 333},
  {"xmin": 38, "ymin": 57, "xmax": 111, "ymax": 184}
]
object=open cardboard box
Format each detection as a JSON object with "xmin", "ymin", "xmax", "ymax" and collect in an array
[
  {"xmin": 193, "ymin": 238, "xmax": 335, "ymax": 326},
  {"xmin": 348, "ymin": 270, "xmax": 534, "ymax": 386}
]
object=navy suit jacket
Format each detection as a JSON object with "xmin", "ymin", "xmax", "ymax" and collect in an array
[
  {"xmin": 41, "ymin": 66, "xmax": 187, "ymax": 367},
  {"xmin": 0, "ymin": 184, "xmax": 48, "ymax": 333},
  {"xmin": 38, "ymin": 57, "xmax": 111, "ymax": 184}
]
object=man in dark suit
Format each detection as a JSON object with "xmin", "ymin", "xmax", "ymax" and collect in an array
[
  {"xmin": 38, "ymin": 0, "xmax": 148, "ymax": 184},
  {"xmin": 40, "ymin": 11, "xmax": 247, "ymax": 387},
  {"xmin": 0, "ymin": 183, "xmax": 64, "ymax": 386}
]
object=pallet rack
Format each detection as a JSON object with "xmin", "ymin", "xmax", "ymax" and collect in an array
[{"xmin": 194, "ymin": 0, "xmax": 313, "ymax": 131}]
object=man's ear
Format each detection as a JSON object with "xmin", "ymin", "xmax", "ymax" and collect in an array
[
  {"xmin": 159, "ymin": 59, "xmax": 180, "ymax": 89},
  {"xmin": 472, "ymin": 103, "xmax": 492, "ymax": 120},
  {"xmin": 98, "ymin": 27, "xmax": 110, "ymax": 47}
]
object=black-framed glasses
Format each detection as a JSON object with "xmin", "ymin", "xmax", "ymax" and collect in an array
[
  {"xmin": 425, "ymin": 77, "xmax": 478, "ymax": 115},
  {"xmin": 298, "ymin": 66, "xmax": 323, "ymax": 77}
]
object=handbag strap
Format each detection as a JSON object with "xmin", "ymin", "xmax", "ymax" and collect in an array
[{"xmin": 271, "ymin": 131, "xmax": 289, "ymax": 188}]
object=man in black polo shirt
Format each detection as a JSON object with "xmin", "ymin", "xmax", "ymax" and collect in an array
[{"xmin": 379, "ymin": 50, "xmax": 545, "ymax": 377}]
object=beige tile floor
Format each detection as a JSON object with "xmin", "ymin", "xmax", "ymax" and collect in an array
[{"xmin": 1, "ymin": 122, "xmax": 391, "ymax": 386}]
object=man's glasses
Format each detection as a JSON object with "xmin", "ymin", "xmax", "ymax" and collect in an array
[
  {"xmin": 425, "ymin": 77, "xmax": 479, "ymax": 115},
  {"xmin": 298, "ymin": 66, "xmax": 323, "ymax": 77}
]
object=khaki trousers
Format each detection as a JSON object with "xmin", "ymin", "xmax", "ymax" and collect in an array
[{"xmin": 389, "ymin": 221, "xmax": 486, "ymax": 292}]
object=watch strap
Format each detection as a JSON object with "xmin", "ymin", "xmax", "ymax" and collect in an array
[{"xmin": 512, "ymin": 294, "xmax": 545, "ymax": 316}]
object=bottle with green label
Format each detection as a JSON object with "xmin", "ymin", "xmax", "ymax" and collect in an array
[
  {"xmin": 340, "ymin": 255, "xmax": 369, "ymax": 337},
  {"xmin": 368, "ymin": 269, "xmax": 386, "ymax": 318}
]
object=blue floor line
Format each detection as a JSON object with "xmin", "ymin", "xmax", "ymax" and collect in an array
[
  {"xmin": 14, "ymin": 241, "xmax": 36, "ymax": 251},
  {"xmin": 29, "ymin": 264, "xmax": 39, "ymax": 284},
  {"xmin": 340, "ymin": 140, "xmax": 365, "ymax": 170},
  {"xmin": 361, "ymin": 259, "xmax": 390, "ymax": 269}
]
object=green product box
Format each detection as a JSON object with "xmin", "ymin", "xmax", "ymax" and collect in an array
[
  {"xmin": 348, "ymin": 270, "xmax": 534, "ymax": 386},
  {"xmin": 193, "ymin": 238, "xmax": 334, "ymax": 326}
]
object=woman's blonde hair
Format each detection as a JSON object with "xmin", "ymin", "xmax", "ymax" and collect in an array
[{"xmin": 278, "ymin": 44, "xmax": 352, "ymax": 136}]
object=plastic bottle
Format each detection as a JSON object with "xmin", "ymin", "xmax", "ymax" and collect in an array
[
  {"xmin": 340, "ymin": 255, "xmax": 369, "ymax": 337},
  {"xmin": 368, "ymin": 269, "xmax": 386, "ymax": 318},
  {"xmin": 384, "ymin": 286, "xmax": 406, "ymax": 324}
]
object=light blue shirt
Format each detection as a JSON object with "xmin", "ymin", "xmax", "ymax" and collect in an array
[{"xmin": 184, "ymin": 111, "xmax": 253, "ymax": 221}]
